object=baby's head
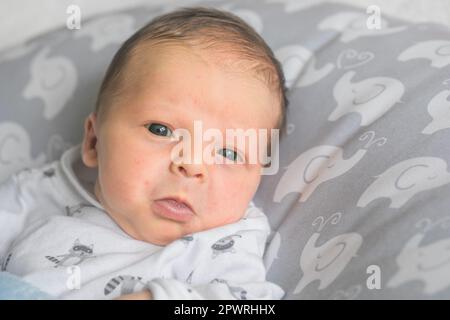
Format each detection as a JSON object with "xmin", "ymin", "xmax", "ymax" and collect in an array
[{"xmin": 81, "ymin": 7, "xmax": 288, "ymax": 245}]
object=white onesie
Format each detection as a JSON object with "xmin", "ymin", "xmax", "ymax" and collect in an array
[{"xmin": 0, "ymin": 144, "xmax": 284, "ymax": 300}]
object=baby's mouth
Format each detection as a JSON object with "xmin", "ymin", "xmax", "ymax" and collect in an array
[{"xmin": 151, "ymin": 197, "xmax": 195, "ymax": 222}]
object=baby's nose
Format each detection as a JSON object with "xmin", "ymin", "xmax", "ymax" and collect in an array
[{"xmin": 172, "ymin": 161, "xmax": 207, "ymax": 181}]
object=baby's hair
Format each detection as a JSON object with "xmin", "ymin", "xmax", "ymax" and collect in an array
[{"xmin": 95, "ymin": 6, "xmax": 288, "ymax": 135}]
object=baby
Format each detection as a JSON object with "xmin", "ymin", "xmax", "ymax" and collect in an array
[{"xmin": 0, "ymin": 7, "xmax": 288, "ymax": 299}]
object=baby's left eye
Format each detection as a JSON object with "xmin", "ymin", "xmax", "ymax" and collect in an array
[
  {"xmin": 217, "ymin": 148, "xmax": 243, "ymax": 163},
  {"xmin": 147, "ymin": 123, "xmax": 173, "ymax": 137}
]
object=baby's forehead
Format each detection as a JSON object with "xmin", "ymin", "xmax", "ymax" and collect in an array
[
  {"xmin": 114, "ymin": 42, "xmax": 281, "ymax": 130},
  {"xmin": 130, "ymin": 41, "xmax": 274, "ymax": 87}
]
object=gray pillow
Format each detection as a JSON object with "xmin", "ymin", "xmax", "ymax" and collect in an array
[{"xmin": 0, "ymin": 0, "xmax": 449, "ymax": 299}]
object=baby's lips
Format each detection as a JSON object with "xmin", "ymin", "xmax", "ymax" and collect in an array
[{"xmin": 152, "ymin": 197, "xmax": 195, "ymax": 222}]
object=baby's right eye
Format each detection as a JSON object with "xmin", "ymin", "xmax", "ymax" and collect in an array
[{"xmin": 146, "ymin": 123, "xmax": 173, "ymax": 137}]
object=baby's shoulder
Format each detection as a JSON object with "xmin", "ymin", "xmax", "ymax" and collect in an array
[
  {"xmin": 13, "ymin": 160, "xmax": 60, "ymax": 188},
  {"xmin": 10, "ymin": 160, "xmax": 71, "ymax": 208}
]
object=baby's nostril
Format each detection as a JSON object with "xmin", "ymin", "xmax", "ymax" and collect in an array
[
  {"xmin": 194, "ymin": 172, "xmax": 203, "ymax": 179},
  {"xmin": 179, "ymin": 166, "xmax": 187, "ymax": 175}
]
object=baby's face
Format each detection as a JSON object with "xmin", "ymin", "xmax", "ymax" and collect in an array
[{"xmin": 82, "ymin": 43, "xmax": 279, "ymax": 245}]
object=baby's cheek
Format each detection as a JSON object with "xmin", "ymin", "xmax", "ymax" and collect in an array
[
  {"xmin": 104, "ymin": 164, "xmax": 143, "ymax": 205},
  {"xmin": 133, "ymin": 157, "xmax": 143, "ymax": 167},
  {"xmin": 220, "ymin": 180, "xmax": 254, "ymax": 213},
  {"xmin": 107, "ymin": 178, "xmax": 135, "ymax": 205}
]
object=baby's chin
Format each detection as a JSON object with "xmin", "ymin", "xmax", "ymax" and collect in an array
[
  {"xmin": 140, "ymin": 230, "xmax": 190, "ymax": 246},
  {"xmin": 133, "ymin": 217, "xmax": 195, "ymax": 246},
  {"xmin": 116, "ymin": 221, "xmax": 174, "ymax": 246},
  {"xmin": 141, "ymin": 236, "xmax": 173, "ymax": 246}
]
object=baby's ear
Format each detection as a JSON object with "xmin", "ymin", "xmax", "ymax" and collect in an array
[{"xmin": 81, "ymin": 112, "xmax": 99, "ymax": 168}]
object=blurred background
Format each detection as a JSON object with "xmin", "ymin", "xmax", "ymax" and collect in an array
[{"xmin": 0, "ymin": 0, "xmax": 449, "ymax": 51}]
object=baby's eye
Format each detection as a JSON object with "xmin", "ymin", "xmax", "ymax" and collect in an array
[
  {"xmin": 147, "ymin": 123, "xmax": 173, "ymax": 137},
  {"xmin": 217, "ymin": 148, "xmax": 243, "ymax": 163}
]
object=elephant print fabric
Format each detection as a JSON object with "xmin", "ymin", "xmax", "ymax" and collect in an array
[
  {"xmin": 22, "ymin": 47, "xmax": 77, "ymax": 120},
  {"xmin": 249, "ymin": 2, "xmax": 450, "ymax": 299},
  {"xmin": 0, "ymin": 0, "xmax": 450, "ymax": 299}
]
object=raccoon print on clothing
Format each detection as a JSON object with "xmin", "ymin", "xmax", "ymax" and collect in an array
[
  {"xmin": 46, "ymin": 239, "xmax": 95, "ymax": 268},
  {"xmin": 104, "ymin": 275, "xmax": 147, "ymax": 296}
]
